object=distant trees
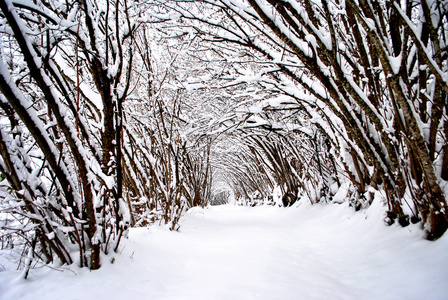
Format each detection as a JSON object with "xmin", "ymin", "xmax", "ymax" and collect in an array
[{"xmin": 157, "ymin": 0, "xmax": 448, "ymax": 239}]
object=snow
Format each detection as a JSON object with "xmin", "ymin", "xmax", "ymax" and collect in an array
[
  {"xmin": 1, "ymin": 201, "xmax": 448, "ymax": 300},
  {"xmin": 388, "ymin": 54, "xmax": 402, "ymax": 74}
]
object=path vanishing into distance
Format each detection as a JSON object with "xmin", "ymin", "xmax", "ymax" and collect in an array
[{"xmin": 1, "ymin": 202, "xmax": 448, "ymax": 300}]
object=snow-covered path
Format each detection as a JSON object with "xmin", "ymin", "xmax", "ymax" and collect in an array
[{"xmin": 1, "ymin": 202, "xmax": 448, "ymax": 300}]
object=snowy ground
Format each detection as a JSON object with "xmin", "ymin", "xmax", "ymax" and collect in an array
[{"xmin": 1, "ymin": 200, "xmax": 448, "ymax": 300}]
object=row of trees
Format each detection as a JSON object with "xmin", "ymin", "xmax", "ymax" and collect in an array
[
  {"xmin": 0, "ymin": 0, "xmax": 211, "ymax": 271},
  {"xmin": 153, "ymin": 0, "xmax": 448, "ymax": 239}
]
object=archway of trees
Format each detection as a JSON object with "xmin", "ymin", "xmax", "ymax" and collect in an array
[{"xmin": 0, "ymin": 0, "xmax": 447, "ymax": 271}]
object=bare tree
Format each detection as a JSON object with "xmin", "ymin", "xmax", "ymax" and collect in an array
[{"xmin": 0, "ymin": 0, "xmax": 139, "ymax": 269}]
